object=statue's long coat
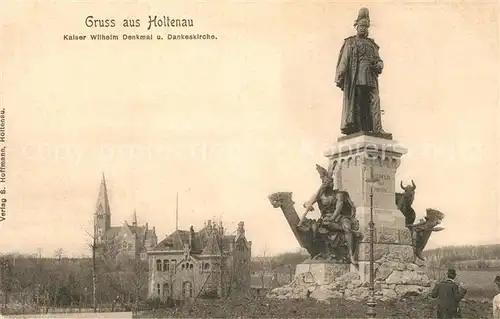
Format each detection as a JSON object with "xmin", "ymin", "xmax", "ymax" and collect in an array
[{"xmin": 335, "ymin": 36, "xmax": 380, "ymax": 133}]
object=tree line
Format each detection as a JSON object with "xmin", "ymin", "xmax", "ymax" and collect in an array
[
  {"xmin": 0, "ymin": 249, "xmax": 147, "ymax": 313},
  {"xmin": 423, "ymin": 244, "xmax": 500, "ymax": 268}
]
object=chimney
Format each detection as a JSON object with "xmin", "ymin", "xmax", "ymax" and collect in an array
[
  {"xmin": 189, "ymin": 226, "xmax": 195, "ymax": 249},
  {"xmin": 146, "ymin": 222, "xmax": 148, "ymax": 230}
]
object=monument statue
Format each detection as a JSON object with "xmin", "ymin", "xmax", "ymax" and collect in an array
[
  {"xmin": 266, "ymin": 7, "xmax": 446, "ymax": 302},
  {"xmin": 395, "ymin": 180, "xmax": 417, "ymax": 226},
  {"xmin": 335, "ymin": 7, "xmax": 391, "ymax": 138},
  {"xmin": 395, "ymin": 179, "xmax": 445, "ymax": 260},
  {"xmin": 408, "ymin": 208, "xmax": 445, "ymax": 261},
  {"xmin": 268, "ymin": 164, "xmax": 362, "ymax": 265}
]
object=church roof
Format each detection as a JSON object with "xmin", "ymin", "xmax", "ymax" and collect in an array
[
  {"xmin": 127, "ymin": 225, "xmax": 145, "ymax": 237},
  {"xmin": 103, "ymin": 222, "xmax": 156, "ymax": 240},
  {"xmin": 103, "ymin": 227, "xmax": 121, "ymax": 240}
]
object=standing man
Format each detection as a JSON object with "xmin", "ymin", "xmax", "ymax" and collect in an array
[
  {"xmin": 493, "ymin": 276, "xmax": 500, "ymax": 319},
  {"xmin": 430, "ymin": 268, "xmax": 468, "ymax": 318},
  {"xmin": 335, "ymin": 7, "xmax": 390, "ymax": 138}
]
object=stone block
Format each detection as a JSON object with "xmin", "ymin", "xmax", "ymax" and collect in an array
[
  {"xmin": 394, "ymin": 284, "xmax": 427, "ymax": 297},
  {"xmin": 399, "ymin": 228, "xmax": 413, "ymax": 245},
  {"xmin": 359, "ymin": 226, "xmax": 413, "ymax": 245},
  {"xmin": 356, "ymin": 207, "xmax": 406, "ymax": 231},
  {"xmin": 358, "ymin": 243, "xmax": 387, "ymax": 261},
  {"xmin": 295, "ymin": 262, "xmax": 350, "ymax": 285},
  {"xmin": 377, "ymin": 226, "xmax": 400, "ymax": 243},
  {"xmin": 357, "ymin": 242, "xmax": 414, "ymax": 263},
  {"xmin": 354, "ymin": 261, "xmax": 371, "ymax": 283},
  {"xmin": 388, "ymin": 245, "xmax": 415, "ymax": 262},
  {"xmin": 386, "ymin": 270, "xmax": 431, "ymax": 286}
]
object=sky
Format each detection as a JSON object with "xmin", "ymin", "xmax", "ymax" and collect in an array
[{"xmin": 0, "ymin": 1, "xmax": 498, "ymax": 258}]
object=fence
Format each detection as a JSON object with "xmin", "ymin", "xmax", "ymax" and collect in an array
[{"xmin": 1, "ymin": 303, "xmax": 130, "ymax": 316}]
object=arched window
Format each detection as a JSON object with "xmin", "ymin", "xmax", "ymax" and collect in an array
[
  {"xmin": 182, "ymin": 281, "xmax": 193, "ymax": 298},
  {"xmin": 189, "ymin": 263, "xmax": 194, "ymax": 269}
]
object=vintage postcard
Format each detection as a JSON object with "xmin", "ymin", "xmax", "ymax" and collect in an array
[{"xmin": 0, "ymin": 1, "xmax": 498, "ymax": 318}]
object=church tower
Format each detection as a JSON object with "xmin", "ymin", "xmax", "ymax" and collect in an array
[{"xmin": 94, "ymin": 173, "xmax": 111, "ymax": 243}]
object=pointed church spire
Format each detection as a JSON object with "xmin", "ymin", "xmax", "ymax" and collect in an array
[
  {"xmin": 96, "ymin": 173, "xmax": 111, "ymax": 215},
  {"xmin": 132, "ymin": 209, "xmax": 137, "ymax": 227},
  {"xmin": 94, "ymin": 173, "xmax": 111, "ymax": 236}
]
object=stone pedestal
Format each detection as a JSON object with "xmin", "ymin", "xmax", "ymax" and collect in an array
[
  {"xmin": 294, "ymin": 261, "xmax": 351, "ymax": 285},
  {"xmin": 324, "ymin": 134, "xmax": 413, "ymax": 280},
  {"xmin": 268, "ymin": 255, "xmax": 434, "ymax": 302}
]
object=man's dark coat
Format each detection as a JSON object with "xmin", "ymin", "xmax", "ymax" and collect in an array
[{"xmin": 431, "ymin": 278, "xmax": 467, "ymax": 318}]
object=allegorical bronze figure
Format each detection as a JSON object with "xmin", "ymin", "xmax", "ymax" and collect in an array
[
  {"xmin": 409, "ymin": 209, "xmax": 445, "ymax": 261},
  {"xmin": 335, "ymin": 7, "xmax": 391, "ymax": 138},
  {"xmin": 268, "ymin": 164, "xmax": 362, "ymax": 265},
  {"xmin": 396, "ymin": 180, "xmax": 417, "ymax": 226}
]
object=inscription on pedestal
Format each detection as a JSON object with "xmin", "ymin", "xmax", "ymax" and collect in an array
[
  {"xmin": 370, "ymin": 167, "xmax": 397, "ymax": 211},
  {"xmin": 373, "ymin": 172, "xmax": 391, "ymax": 193}
]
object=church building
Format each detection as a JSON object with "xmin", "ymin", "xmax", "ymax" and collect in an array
[{"xmin": 94, "ymin": 174, "xmax": 158, "ymax": 260}]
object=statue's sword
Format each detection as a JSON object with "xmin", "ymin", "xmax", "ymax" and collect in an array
[{"xmin": 298, "ymin": 183, "xmax": 325, "ymax": 227}]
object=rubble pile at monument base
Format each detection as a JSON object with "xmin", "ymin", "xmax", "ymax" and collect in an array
[{"xmin": 267, "ymin": 254, "xmax": 434, "ymax": 303}]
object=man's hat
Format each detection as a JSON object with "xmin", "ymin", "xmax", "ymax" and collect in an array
[
  {"xmin": 447, "ymin": 268, "xmax": 457, "ymax": 277},
  {"xmin": 354, "ymin": 7, "xmax": 370, "ymax": 27}
]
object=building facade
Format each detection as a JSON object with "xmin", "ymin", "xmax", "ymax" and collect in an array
[
  {"xmin": 94, "ymin": 174, "xmax": 158, "ymax": 260},
  {"xmin": 148, "ymin": 220, "xmax": 251, "ymax": 300}
]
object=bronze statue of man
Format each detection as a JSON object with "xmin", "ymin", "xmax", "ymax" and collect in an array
[{"xmin": 335, "ymin": 8, "xmax": 389, "ymax": 137}]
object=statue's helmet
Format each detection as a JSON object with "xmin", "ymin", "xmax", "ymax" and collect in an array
[
  {"xmin": 354, "ymin": 7, "xmax": 370, "ymax": 27},
  {"xmin": 316, "ymin": 164, "xmax": 334, "ymax": 186}
]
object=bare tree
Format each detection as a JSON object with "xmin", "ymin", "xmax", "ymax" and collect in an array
[
  {"xmin": 84, "ymin": 231, "xmax": 98, "ymax": 312},
  {"xmin": 54, "ymin": 248, "xmax": 65, "ymax": 261},
  {"xmin": 97, "ymin": 236, "xmax": 149, "ymax": 312},
  {"xmin": 257, "ymin": 246, "xmax": 274, "ymax": 289}
]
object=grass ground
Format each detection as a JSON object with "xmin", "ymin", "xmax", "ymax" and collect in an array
[
  {"xmin": 453, "ymin": 269, "xmax": 500, "ymax": 300},
  {"xmin": 137, "ymin": 269, "xmax": 500, "ymax": 318},
  {"xmin": 137, "ymin": 295, "xmax": 494, "ymax": 318}
]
